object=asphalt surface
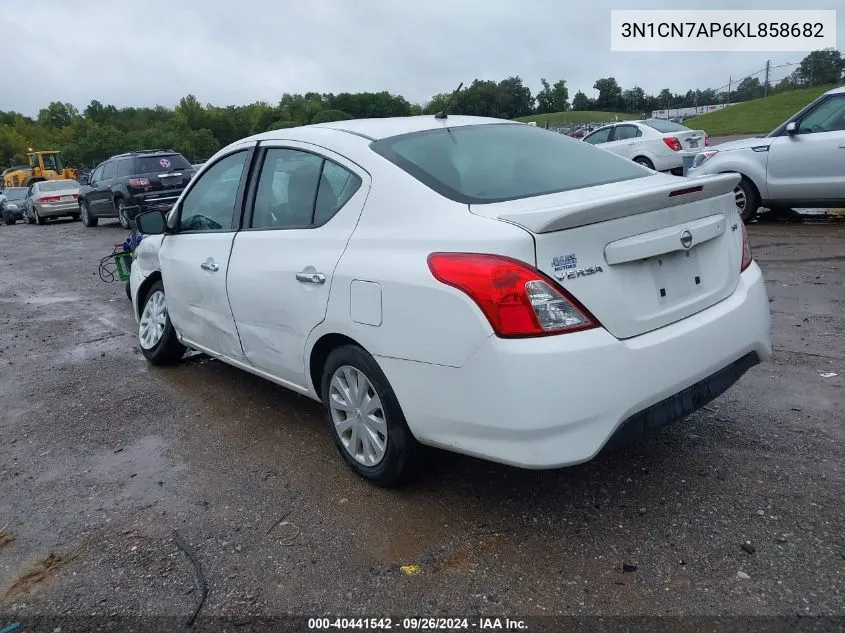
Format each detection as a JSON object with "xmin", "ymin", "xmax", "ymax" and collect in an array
[{"xmin": 0, "ymin": 215, "xmax": 843, "ymax": 623}]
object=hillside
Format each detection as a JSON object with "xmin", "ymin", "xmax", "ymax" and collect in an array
[
  {"xmin": 685, "ymin": 85, "xmax": 834, "ymax": 136},
  {"xmin": 517, "ymin": 111, "xmax": 639, "ymax": 126}
]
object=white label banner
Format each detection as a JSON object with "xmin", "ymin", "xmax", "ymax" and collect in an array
[{"xmin": 610, "ymin": 10, "xmax": 837, "ymax": 52}]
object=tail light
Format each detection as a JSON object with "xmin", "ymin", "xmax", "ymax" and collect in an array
[
  {"xmin": 37, "ymin": 195, "xmax": 60, "ymax": 203},
  {"xmin": 704, "ymin": 134, "xmax": 709, "ymax": 146},
  {"xmin": 129, "ymin": 177, "xmax": 151, "ymax": 188},
  {"xmin": 740, "ymin": 222, "xmax": 753, "ymax": 272},
  {"xmin": 427, "ymin": 253, "xmax": 599, "ymax": 337},
  {"xmin": 662, "ymin": 137, "xmax": 683, "ymax": 151}
]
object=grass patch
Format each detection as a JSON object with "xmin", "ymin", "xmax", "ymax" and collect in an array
[
  {"xmin": 685, "ymin": 86, "xmax": 833, "ymax": 136},
  {"xmin": 517, "ymin": 111, "xmax": 639, "ymax": 126}
]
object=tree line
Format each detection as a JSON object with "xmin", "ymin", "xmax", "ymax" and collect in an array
[{"xmin": 0, "ymin": 49, "xmax": 840, "ymax": 169}]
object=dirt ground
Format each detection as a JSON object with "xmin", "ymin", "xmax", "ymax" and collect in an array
[{"xmin": 0, "ymin": 214, "xmax": 842, "ymax": 625}]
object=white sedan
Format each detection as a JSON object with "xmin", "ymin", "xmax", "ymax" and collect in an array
[
  {"xmin": 130, "ymin": 116, "xmax": 771, "ymax": 486},
  {"xmin": 583, "ymin": 120, "xmax": 708, "ymax": 173}
]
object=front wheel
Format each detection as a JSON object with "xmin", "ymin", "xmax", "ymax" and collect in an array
[
  {"xmin": 321, "ymin": 345, "xmax": 421, "ymax": 486},
  {"xmin": 80, "ymin": 201, "xmax": 98, "ymax": 227},
  {"xmin": 138, "ymin": 281, "xmax": 185, "ymax": 365},
  {"xmin": 2, "ymin": 212, "xmax": 14, "ymax": 225},
  {"xmin": 735, "ymin": 177, "xmax": 760, "ymax": 222}
]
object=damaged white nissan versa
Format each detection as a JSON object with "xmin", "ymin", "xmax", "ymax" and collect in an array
[{"xmin": 130, "ymin": 115, "xmax": 772, "ymax": 486}]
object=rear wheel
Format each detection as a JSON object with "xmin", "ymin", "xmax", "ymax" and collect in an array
[
  {"xmin": 138, "ymin": 280, "xmax": 185, "ymax": 365},
  {"xmin": 31, "ymin": 206, "xmax": 43, "ymax": 225},
  {"xmin": 117, "ymin": 199, "xmax": 130, "ymax": 230},
  {"xmin": 735, "ymin": 177, "xmax": 760, "ymax": 222},
  {"xmin": 80, "ymin": 200, "xmax": 98, "ymax": 227},
  {"xmin": 633, "ymin": 156, "xmax": 655, "ymax": 170},
  {"xmin": 321, "ymin": 345, "xmax": 421, "ymax": 486},
  {"xmin": 2, "ymin": 211, "xmax": 14, "ymax": 225}
]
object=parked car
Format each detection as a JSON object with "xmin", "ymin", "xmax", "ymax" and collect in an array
[
  {"xmin": 688, "ymin": 85, "xmax": 845, "ymax": 221},
  {"xmin": 22, "ymin": 179, "xmax": 81, "ymax": 224},
  {"xmin": 583, "ymin": 120, "xmax": 708, "ymax": 174},
  {"xmin": 129, "ymin": 115, "xmax": 771, "ymax": 485},
  {"xmin": 0, "ymin": 186, "xmax": 28, "ymax": 224},
  {"xmin": 77, "ymin": 150, "xmax": 196, "ymax": 229}
]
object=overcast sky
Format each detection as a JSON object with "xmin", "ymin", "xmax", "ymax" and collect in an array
[{"xmin": 1, "ymin": 0, "xmax": 842, "ymax": 116}]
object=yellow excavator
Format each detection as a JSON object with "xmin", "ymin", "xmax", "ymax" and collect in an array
[{"xmin": 2, "ymin": 149, "xmax": 78, "ymax": 188}]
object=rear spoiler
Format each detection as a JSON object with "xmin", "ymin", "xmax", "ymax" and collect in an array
[{"xmin": 496, "ymin": 173, "xmax": 739, "ymax": 234}]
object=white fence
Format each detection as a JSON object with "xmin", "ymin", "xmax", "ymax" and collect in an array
[{"xmin": 652, "ymin": 103, "xmax": 738, "ymax": 119}]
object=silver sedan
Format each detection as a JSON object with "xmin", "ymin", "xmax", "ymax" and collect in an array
[{"xmin": 24, "ymin": 179, "xmax": 81, "ymax": 224}]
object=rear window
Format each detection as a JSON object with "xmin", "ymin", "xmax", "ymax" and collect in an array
[
  {"xmin": 39, "ymin": 180, "xmax": 79, "ymax": 192},
  {"xmin": 370, "ymin": 123, "xmax": 647, "ymax": 204},
  {"xmin": 643, "ymin": 119, "xmax": 690, "ymax": 133},
  {"xmin": 3, "ymin": 188, "xmax": 27, "ymax": 200},
  {"xmin": 133, "ymin": 154, "xmax": 192, "ymax": 174}
]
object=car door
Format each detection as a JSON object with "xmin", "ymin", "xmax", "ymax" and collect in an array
[
  {"xmin": 766, "ymin": 94, "xmax": 845, "ymax": 204},
  {"xmin": 226, "ymin": 143, "xmax": 369, "ymax": 389},
  {"xmin": 86, "ymin": 161, "xmax": 114, "ymax": 216},
  {"xmin": 157, "ymin": 146, "xmax": 255, "ymax": 361},
  {"xmin": 599, "ymin": 124, "xmax": 642, "ymax": 160}
]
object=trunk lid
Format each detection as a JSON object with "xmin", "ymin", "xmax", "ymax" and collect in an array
[
  {"xmin": 132, "ymin": 154, "xmax": 194, "ymax": 193},
  {"xmin": 470, "ymin": 173, "xmax": 744, "ymax": 339},
  {"xmin": 671, "ymin": 129, "xmax": 707, "ymax": 151}
]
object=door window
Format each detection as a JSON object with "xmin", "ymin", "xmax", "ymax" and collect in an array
[
  {"xmin": 797, "ymin": 96, "xmax": 845, "ymax": 134},
  {"xmin": 101, "ymin": 161, "xmax": 116, "ymax": 180},
  {"xmin": 178, "ymin": 151, "xmax": 248, "ymax": 232},
  {"xmin": 90, "ymin": 164, "xmax": 104, "ymax": 184},
  {"xmin": 613, "ymin": 125, "xmax": 641, "ymax": 140},
  {"xmin": 583, "ymin": 127, "xmax": 612, "ymax": 145},
  {"xmin": 251, "ymin": 149, "xmax": 323, "ymax": 229},
  {"xmin": 314, "ymin": 159, "xmax": 362, "ymax": 225}
]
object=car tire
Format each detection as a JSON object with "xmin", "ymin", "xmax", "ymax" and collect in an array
[
  {"xmin": 138, "ymin": 280, "xmax": 185, "ymax": 366},
  {"xmin": 2, "ymin": 212, "xmax": 14, "ymax": 225},
  {"xmin": 32, "ymin": 206, "xmax": 43, "ymax": 225},
  {"xmin": 70, "ymin": 213, "xmax": 80, "ymax": 221},
  {"xmin": 633, "ymin": 156, "xmax": 655, "ymax": 169},
  {"xmin": 321, "ymin": 344, "xmax": 421, "ymax": 487},
  {"xmin": 117, "ymin": 199, "xmax": 130, "ymax": 230},
  {"xmin": 125, "ymin": 280, "xmax": 132, "ymax": 300},
  {"xmin": 735, "ymin": 177, "xmax": 760, "ymax": 222},
  {"xmin": 80, "ymin": 201, "xmax": 98, "ymax": 227}
]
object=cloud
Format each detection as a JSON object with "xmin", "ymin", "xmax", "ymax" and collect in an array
[{"xmin": 1, "ymin": 0, "xmax": 842, "ymax": 115}]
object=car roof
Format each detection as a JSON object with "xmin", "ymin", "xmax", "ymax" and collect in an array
[
  {"xmin": 249, "ymin": 115, "xmax": 516, "ymax": 143},
  {"xmin": 827, "ymin": 85, "xmax": 845, "ymax": 95}
]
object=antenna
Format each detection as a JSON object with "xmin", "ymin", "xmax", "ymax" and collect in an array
[{"xmin": 434, "ymin": 82, "xmax": 463, "ymax": 120}]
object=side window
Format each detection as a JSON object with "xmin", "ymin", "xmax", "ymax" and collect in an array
[
  {"xmin": 101, "ymin": 161, "xmax": 116, "ymax": 180},
  {"xmin": 251, "ymin": 149, "xmax": 323, "ymax": 229},
  {"xmin": 613, "ymin": 125, "xmax": 640, "ymax": 140},
  {"xmin": 117, "ymin": 159, "xmax": 134, "ymax": 178},
  {"xmin": 314, "ymin": 160, "xmax": 362, "ymax": 225},
  {"xmin": 584, "ymin": 128, "xmax": 612, "ymax": 145},
  {"xmin": 178, "ymin": 151, "xmax": 248, "ymax": 232},
  {"xmin": 90, "ymin": 165, "xmax": 104, "ymax": 183},
  {"xmin": 797, "ymin": 96, "xmax": 845, "ymax": 134}
]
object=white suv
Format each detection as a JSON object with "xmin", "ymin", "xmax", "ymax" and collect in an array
[{"xmin": 687, "ymin": 85, "xmax": 845, "ymax": 221}]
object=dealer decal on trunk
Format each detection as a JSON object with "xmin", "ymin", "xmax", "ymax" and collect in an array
[{"xmin": 552, "ymin": 254, "xmax": 604, "ymax": 280}]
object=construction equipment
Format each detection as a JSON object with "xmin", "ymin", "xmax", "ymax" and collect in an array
[{"xmin": 2, "ymin": 150, "xmax": 78, "ymax": 188}]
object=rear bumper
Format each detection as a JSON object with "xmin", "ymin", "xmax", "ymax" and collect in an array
[
  {"xmin": 129, "ymin": 190, "xmax": 184, "ymax": 215},
  {"xmin": 377, "ymin": 262, "xmax": 771, "ymax": 469},
  {"xmin": 36, "ymin": 201, "xmax": 78, "ymax": 217}
]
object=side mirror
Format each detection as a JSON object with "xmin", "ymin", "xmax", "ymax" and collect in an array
[
  {"xmin": 785, "ymin": 121, "xmax": 798, "ymax": 135},
  {"xmin": 78, "ymin": 175, "xmax": 89, "ymax": 186},
  {"xmin": 135, "ymin": 210, "xmax": 168, "ymax": 235}
]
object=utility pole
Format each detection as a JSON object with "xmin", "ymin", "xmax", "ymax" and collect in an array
[
  {"xmin": 809, "ymin": 55, "xmax": 814, "ymax": 86},
  {"xmin": 764, "ymin": 60, "xmax": 771, "ymax": 97},
  {"xmin": 727, "ymin": 76, "xmax": 732, "ymax": 105}
]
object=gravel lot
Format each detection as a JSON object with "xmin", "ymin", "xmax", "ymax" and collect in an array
[{"xmin": 0, "ymin": 215, "xmax": 843, "ymax": 625}]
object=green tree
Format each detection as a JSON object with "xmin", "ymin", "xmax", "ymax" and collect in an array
[
  {"xmin": 733, "ymin": 77, "xmax": 764, "ymax": 102},
  {"xmin": 310, "ymin": 109, "xmax": 353, "ymax": 124},
  {"xmin": 593, "ymin": 78, "xmax": 623, "ymax": 110},
  {"xmin": 571, "ymin": 91, "xmax": 591, "ymax": 110},
  {"xmin": 536, "ymin": 79, "xmax": 554, "ymax": 114},
  {"xmin": 549, "ymin": 80, "xmax": 569, "ymax": 113},
  {"xmin": 793, "ymin": 48, "xmax": 844, "ymax": 86},
  {"xmin": 37, "ymin": 102, "xmax": 80, "ymax": 128}
]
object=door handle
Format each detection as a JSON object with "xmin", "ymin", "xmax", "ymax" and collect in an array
[
  {"xmin": 839, "ymin": 144, "xmax": 845, "ymax": 148},
  {"xmin": 296, "ymin": 271, "xmax": 326, "ymax": 284},
  {"xmin": 200, "ymin": 259, "xmax": 219, "ymax": 272}
]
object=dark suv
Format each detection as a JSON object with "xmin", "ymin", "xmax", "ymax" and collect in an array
[{"xmin": 78, "ymin": 150, "xmax": 196, "ymax": 228}]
